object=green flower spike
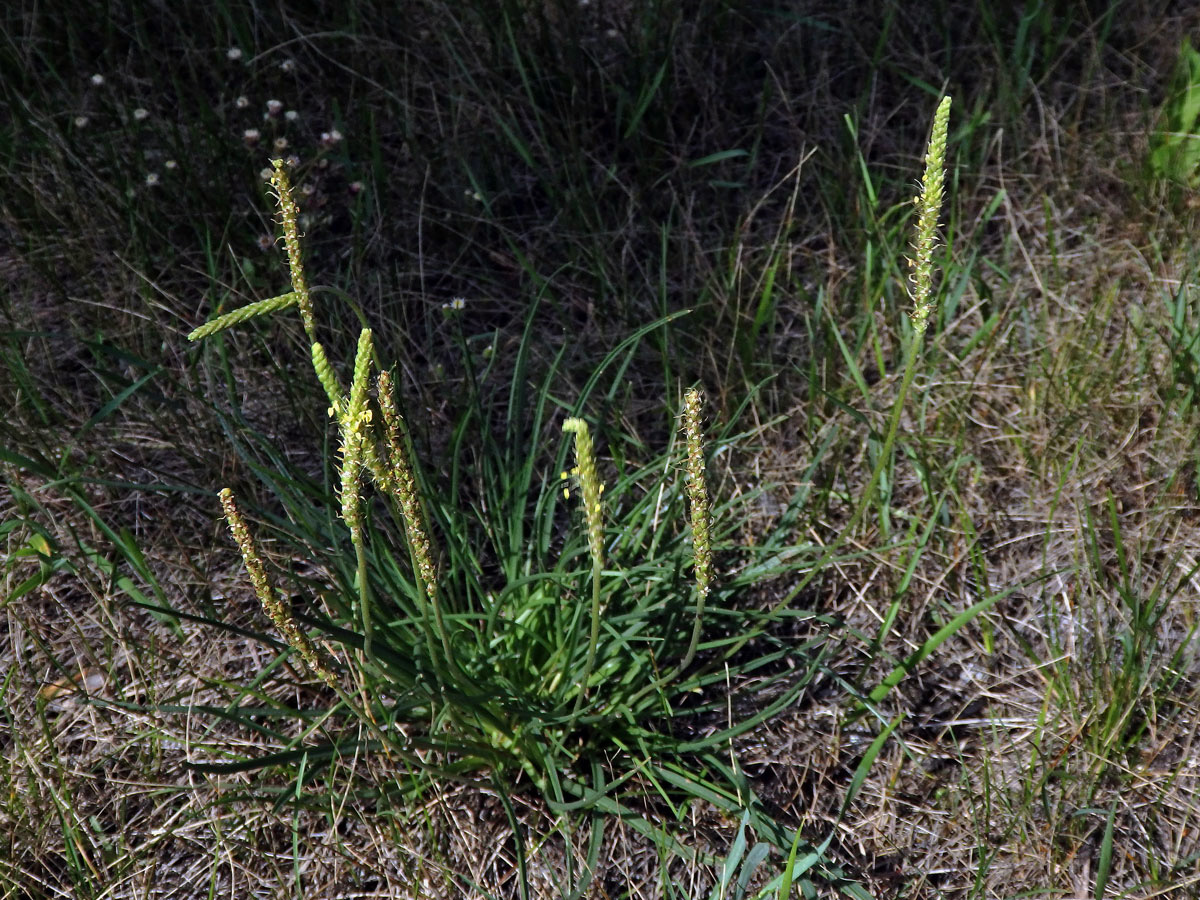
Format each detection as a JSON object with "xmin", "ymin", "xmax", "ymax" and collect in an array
[
  {"xmin": 219, "ymin": 488, "xmax": 337, "ymax": 687},
  {"xmin": 311, "ymin": 341, "xmax": 345, "ymax": 418},
  {"xmin": 908, "ymin": 94, "xmax": 952, "ymax": 336},
  {"xmin": 376, "ymin": 368, "xmax": 453, "ymax": 673},
  {"xmin": 376, "ymin": 369, "xmax": 439, "ymax": 600},
  {"xmin": 187, "ymin": 291, "xmax": 301, "ymax": 342},
  {"xmin": 562, "ymin": 418, "xmax": 604, "ymax": 569},
  {"xmin": 338, "ymin": 328, "xmax": 374, "ymax": 535},
  {"xmin": 563, "ymin": 417, "xmax": 606, "ymax": 712},
  {"xmin": 188, "ymin": 160, "xmax": 320, "ymax": 345},
  {"xmin": 268, "ymin": 159, "xmax": 316, "ymax": 339},
  {"xmin": 336, "ymin": 328, "xmax": 376, "ymax": 657}
]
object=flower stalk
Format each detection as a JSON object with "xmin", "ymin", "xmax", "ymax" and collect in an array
[
  {"xmin": 376, "ymin": 368, "xmax": 452, "ymax": 673},
  {"xmin": 908, "ymin": 94, "xmax": 952, "ymax": 336},
  {"xmin": 563, "ymin": 417, "xmax": 605, "ymax": 711},
  {"xmin": 338, "ymin": 328, "xmax": 376, "ymax": 657},
  {"xmin": 267, "ymin": 159, "xmax": 317, "ymax": 340},
  {"xmin": 725, "ymin": 96, "xmax": 954, "ymax": 656},
  {"xmin": 680, "ymin": 388, "xmax": 712, "ymax": 671}
]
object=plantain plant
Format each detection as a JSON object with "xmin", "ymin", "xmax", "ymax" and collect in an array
[
  {"xmin": 184, "ymin": 94, "xmax": 952, "ymax": 892},
  {"xmin": 186, "ymin": 160, "xmax": 838, "ymax": 870}
]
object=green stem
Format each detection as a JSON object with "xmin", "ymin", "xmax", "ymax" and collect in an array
[
  {"xmin": 354, "ymin": 528, "xmax": 373, "ymax": 661},
  {"xmin": 802, "ymin": 330, "xmax": 924, "ymax": 598},
  {"xmin": 573, "ymin": 556, "xmax": 603, "ymax": 716},
  {"xmin": 411, "ymin": 532, "xmax": 457, "ymax": 690},
  {"xmin": 721, "ymin": 329, "xmax": 927, "ymax": 663},
  {"xmin": 678, "ymin": 587, "xmax": 706, "ymax": 673}
]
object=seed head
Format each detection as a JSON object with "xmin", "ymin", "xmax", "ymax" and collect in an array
[
  {"xmin": 681, "ymin": 389, "xmax": 712, "ymax": 601},
  {"xmin": 268, "ymin": 159, "xmax": 315, "ymax": 336},
  {"xmin": 218, "ymin": 488, "xmax": 337, "ymax": 686},
  {"xmin": 376, "ymin": 369, "xmax": 440, "ymax": 602},
  {"xmin": 907, "ymin": 95, "xmax": 952, "ymax": 335},
  {"xmin": 563, "ymin": 418, "xmax": 605, "ymax": 569}
]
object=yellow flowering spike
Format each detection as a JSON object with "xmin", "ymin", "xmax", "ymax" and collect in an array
[
  {"xmin": 344, "ymin": 329, "xmax": 373, "ymax": 428},
  {"xmin": 563, "ymin": 416, "xmax": 607, "ymax": 713},
  {"xmin": 907, "ymin": 95, "xmax": 952, "ymax": 336},
  {"xmin": 682, "ymin": 389, "xmax": 712, "ymax": 602},
  {"xmin": 562, "ymin": 418, "xmax": 604, "ymax": 569},
  {"xmin": 376, "ymin": 368, "xmax": 439, "ymax": 599},
  {"xmin": 338, "ymin": 329, "xmax": 374, "ymax": 533},
  {"xmin": 377, "ymin": 368, "xmax": 453, "ymax": 672},
  {"xmin": 678, "ymin": 389, "xmax": 713, "ymax": 672},
  {"xmin": 311, "ymin": 342, "xmax": 344, "ymax": 416},
  {"xmin": 218, "ymin": 488, "xmax": 337, "ymax": 686}
]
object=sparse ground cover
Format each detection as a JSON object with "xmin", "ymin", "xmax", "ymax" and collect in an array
[{"xmin": 3, "ymin": 1, "xmax": 1200, "ymax": 897}]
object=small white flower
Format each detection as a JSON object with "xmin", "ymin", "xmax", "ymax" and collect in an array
[
  {"xmin": 279, "ymin": 58, "xmax": 296, "ymax": 73},
  {"xmin": 74, "ymin": 115, "xmax": 89, "ymax": 128},
  {"xmin": 235, "ymin": 95, "xmax": 249, "ymax": 109},
  {"xmin": 328, "ymin": 128, "xmax": 342, "ymax": 143},
  {"xmin": 273, "ymin": 136, "xmax": 288, "ymax": 151},
  {"xmin": 145, "ymin": 172, "xmax": 159, "ymax": 186},
  {"xmin": 259, "ymin": 167, "xmax": 274, "ymax": 181},
  {"xmin": 132, "ymin": 107, "xmax": 149, "ymax": 121},
  {"xmin": 243, "ymin": 128, "xmax": 261, "ymax": 143},
  {"xmin": 266, "ymin": 99, "xmax": 283, "ymax": 116},
  {"xmin": 164, "ymin": 159, "xmax": 177, "ymax": 170},
  {"xmin": 285, "ymin": 154, "xmax": 300, "ymax": 168},
  {"xmin": 443, "ymin": 297, "xmax": 466, "ymax": 311},
  {"xmin": 256, "ymin": 234, "xmax": 274, "ymax": 251},
  {"xmin": 348, "ymin": 180, "xmax": 364, "ymax": 195},
  {"xmin": 90, "ymin": 73, "xmax": 104, "ymax": 86},
  {"xmin": 284, "ymin": 109, "xmax": 298, "ymax": 121},
  {"xmin": 299, "ymin": 182, "xmax": 314, "ymax": 196},
  {"xmin": 227, "ymin": 47, "xmax": 243, "ymax": 61}
]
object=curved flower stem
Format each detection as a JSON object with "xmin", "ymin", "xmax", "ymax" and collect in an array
[{"xmin": 714, "ymin": 96, "xmax": 951, "ymax": 664}]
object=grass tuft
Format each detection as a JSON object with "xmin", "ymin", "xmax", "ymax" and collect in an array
[{"xmin": 181, "ymin": 150, "xmax": 865, "ymax": 891}]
